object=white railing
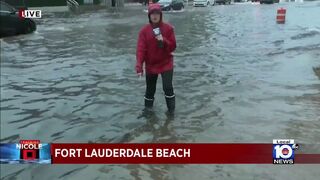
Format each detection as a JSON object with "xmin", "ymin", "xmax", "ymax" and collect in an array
[{"xmin": 279, "ymin": 0, "xmax": 304, "ymax": 2}]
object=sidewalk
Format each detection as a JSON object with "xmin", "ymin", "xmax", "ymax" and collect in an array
[{"xmin": 28, "ymin": 6, "xmax": 69, "ymax": 12}]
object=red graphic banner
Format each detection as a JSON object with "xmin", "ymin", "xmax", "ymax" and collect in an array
[{"xmin": 50, "ymin": 143, "xmax": 320, "ymax": 164}]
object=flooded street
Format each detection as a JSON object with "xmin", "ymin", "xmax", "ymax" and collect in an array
[{"xmin": 1, "ymin": 2, "xmax": 320, "ymax": 179}]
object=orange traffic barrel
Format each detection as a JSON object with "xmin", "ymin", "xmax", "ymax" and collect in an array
[{"xmin": 277, "ymin": 8, "xmax": 286, "ymax": 24}]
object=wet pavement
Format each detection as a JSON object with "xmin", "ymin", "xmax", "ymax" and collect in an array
[{"xmin": 1, "ymin": 2, "xmax": 320, "ymax": 180}]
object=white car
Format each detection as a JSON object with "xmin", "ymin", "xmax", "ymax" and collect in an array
[{"xmin": 193, "ymin": 0, "xmax": 215, "ymax": 6}]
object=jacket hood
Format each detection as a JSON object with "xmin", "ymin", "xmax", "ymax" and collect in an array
[{"xmin": 148, "ymin": 3, "xmax": 162, "ymax": 24}]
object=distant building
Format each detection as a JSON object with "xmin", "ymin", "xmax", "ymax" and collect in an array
[
  {"xmin": 1, "ymin": 0, "xmax": 65, "ymax": 7},
  {"xmin": 0, "ymin": 0, "xmax": 105, "ymax": 7},
  {"xmin": 1, "ymin": 0, "xmax": 145, "ymax": 7}
]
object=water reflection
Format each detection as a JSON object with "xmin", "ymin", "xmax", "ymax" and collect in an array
[
  {"xmin": 314, "ymin": 67, "xmax": 320, "ymax": 79},
  {"xmin": 115, "ymin": 109, "xmax": 177, "ymax": 143}
]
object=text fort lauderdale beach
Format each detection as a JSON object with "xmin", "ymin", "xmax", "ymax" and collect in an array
[{"xmin": 55, "ymin": 148, "xmax": 191, "ymax": 158}]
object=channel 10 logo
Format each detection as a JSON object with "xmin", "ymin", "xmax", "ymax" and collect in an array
[{"xmin": 273, "ymin": 139, "xmax": 299, "ymax": 164}]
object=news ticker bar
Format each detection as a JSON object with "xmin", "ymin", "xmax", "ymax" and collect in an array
[{"xmin": 1, "ymin": 143, "xmax": 320, "ymax": 164}]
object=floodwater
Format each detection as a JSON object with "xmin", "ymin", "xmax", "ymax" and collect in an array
[{"xmin": 1, "ymin": 2, "xmax": 320, "ymax": 180}]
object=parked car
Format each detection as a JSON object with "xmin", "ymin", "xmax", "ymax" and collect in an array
[
  {"xmin": 0, "ymin": 1, "xmax": 36, "ymax": 37},
  {"xmin": 215, "ymin": 0, "xmax": 231, "ymax": 4},
  {"xmin": 157, "ymin": 0, "xmax": 184, "ymax": 11},
  {"xmin": 193, "ymin": 0, "xmax": 215, "ymax": 7},
  {"xmin": 260, "ymin": 0, "xmax": 276, "ymax": 3}
]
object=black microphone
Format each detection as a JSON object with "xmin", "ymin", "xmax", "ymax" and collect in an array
[{"xmin": 153, "ymin": 27, "xmax": 163, "ymax": 48}]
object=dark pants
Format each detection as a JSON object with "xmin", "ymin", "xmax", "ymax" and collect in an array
[
  {"xmin": 145, "ymin": 69, "xmax": 174, "ymax": 100},
  {"xmin": 144, "ymin": 69, "xmax": 175, "ymax": 113}
]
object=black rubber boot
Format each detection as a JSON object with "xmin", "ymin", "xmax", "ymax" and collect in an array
[
  {"xmin": 137, "ymin": 97, "xmax": 154, "ymax": 119},
  {"xmin": 165, "ymin": 96, "xmax": 175, "ymax": 114},
  {"xmin": 144, "ymin": 97, "xmax": 154, "ymax": 108}
]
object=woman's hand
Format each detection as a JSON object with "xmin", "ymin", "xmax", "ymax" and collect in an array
[
  {"xmin": 155, "ymin": 34, "xmax": 163, "ymax": 41},
  {"xmin": 136, "ymin": 64, "xmax": 143, "ymax": 75}
]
